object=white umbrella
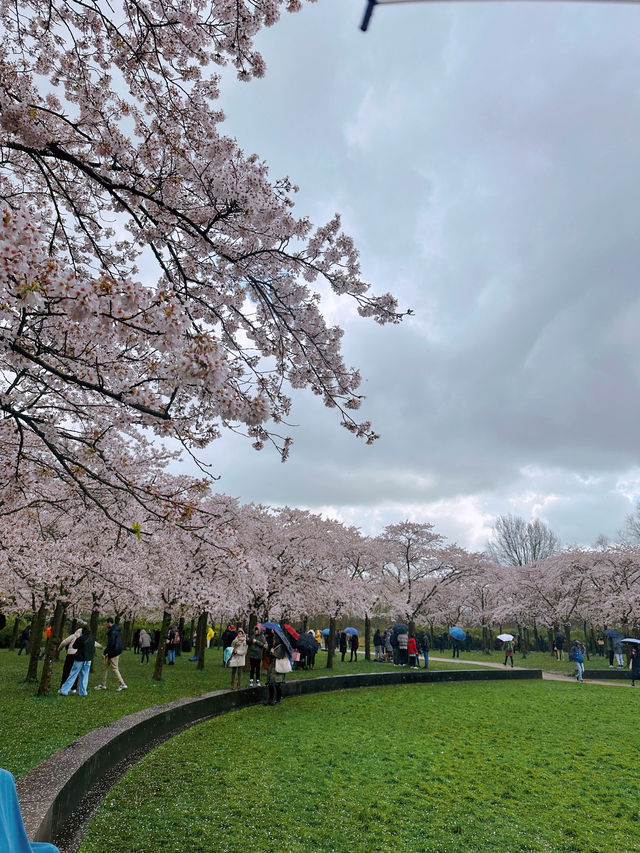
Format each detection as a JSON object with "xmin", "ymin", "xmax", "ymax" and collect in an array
[
  {"xmin": 497, "ymin": 633, "xmax": 514, "ymax": 642},
  {"xmin": 621, "ymin": 637, "xmax": 640, "ymax": 644}
]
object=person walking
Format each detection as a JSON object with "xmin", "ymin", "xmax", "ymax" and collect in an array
[
  {"xmin": 59, "ymin": 625, "xmax": 97, "ymax": 696},
  {"xmin": 229, "ymin": 628, "xmax": 248, "ymax": 689},
  {"xmin": 248, "ymin": 625, "xmax": 267, "ymax": 687},
  {"xmin": 570, "ymin": 640, "xmax": 585, "ymax": 682},
  {"xmin": 503, "ymin": 640, "xmax": 514, "ymax": 667},
  {"xmin": 95, "ymin": 618, "xmax": 127, "ymax": 691},
  {"xmin": 139, "ymin": 628, "xmax": 152, "ymax": 664},
  {"xmin": 17, "ymin": 624, "xmax": 30, "ymax": 655},
  {"xmin": 349, "ymin": 632, "xmax": 359, "ymax": 662}
]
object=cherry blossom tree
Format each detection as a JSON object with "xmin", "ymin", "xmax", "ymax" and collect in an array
[{"xmin": 0, "ymin": 0, "xmax": 405, "ymax": 527}]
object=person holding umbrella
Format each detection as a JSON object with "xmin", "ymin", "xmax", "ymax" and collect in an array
[
  {"xmin": 348, "ymin": 631, "xmax": 359, "ymax": 662},
  {"xmin": 265, "ymin": 628, "xmax": 290, "ymax": 705},
  {"xmin": 339, "ymin": 630, "xmax": 347, "ymax": 663},
  {"xmin": 630, "ymin": 645, "xmax": 640, "ymax": 687},
  {"xmin": 503, "ymin": 639, "xmax": 514, "ymax": 667}
]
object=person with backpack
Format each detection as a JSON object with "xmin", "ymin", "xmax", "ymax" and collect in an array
[
  {"xmin": 503, "ymin": 640, "xmax": 514, "ymax": 667},
  {"xmin": 166, "ymin": 625, "xmax": 180, "ymax": 665},
  {"xmin": 95, "ymin": 617, "xmax": 127, "ymax": 691}
]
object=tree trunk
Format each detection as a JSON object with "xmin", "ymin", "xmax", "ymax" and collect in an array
[
  {"xmin": 37, "ymin": 600, "xmax": 66, "ymax": 696},
  {"xmin": 89, "ymin": 606, "xmax": 100, "ymax": 673},
  {"xmin": 177, "ymin": 616, "xmax": 185, "ymax": 655},
  {"xmin": 583, "ymin": 620, "xmax": 591, "ymax": 660},
  {"xmin": 327, "ymin": 616, "xmax": 336, "ymax": 669},
  {"xmin": 196, "ymin": 611, "xmax": 208, "ymax": 670},
  {"xmin": 488, "ymin": 628, "xmax": 494, "ymax": 654},
  {"xmin": 26, "ymin": 603, "xmax": 47, "ymax": 683},
  {"xmin": 533, "ymin": 621, "xmax": 539, "ymax": 652},
  {"xmin": 9, "ymin": 616, "xmax": 20, "ymax": 651},
  {"xmin": 188, "ymin": 617, "xmax": 195, "ymax": 652},
  {"xmin": 547, "ymin": 628, "xmax": 554, "ymax": 656},
  {"xmin": 153, "ymin": 611, "xmax": 172, "ymax": 681},
  {"xmin": 302, "ymin": 615, "xmax": 308, "ymax": 633},
  {"xmin": 364, "ymin": 614, "xmax": 371, "ymax": 661}
]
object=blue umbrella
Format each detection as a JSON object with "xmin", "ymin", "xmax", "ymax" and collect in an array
[
  {"xmin": 320, "ymin": 628, "xmax": 331, "ymax": 636},
  {"xmin": 261, "ymin": 621, "xmax": 293, "ymax": 656},
  {"xmin": 344, "ymin": 627, "xmax": 359, "ymax": 635},
  {"xmin": 449, "ymin": 626, "xmax": 466, "ymax": 641}
]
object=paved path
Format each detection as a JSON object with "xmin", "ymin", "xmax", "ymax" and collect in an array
[{"xmin": 429, "ymin": 656, "xmax": 634, "ymax": 688}]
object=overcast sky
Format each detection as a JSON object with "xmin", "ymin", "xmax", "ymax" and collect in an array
[{"xmin": 173, "ymin": 0, "xmax": 640, "ymax": 552}]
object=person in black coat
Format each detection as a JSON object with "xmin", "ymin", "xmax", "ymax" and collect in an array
[
  {"xmin": 630, "ymin": 646, "xmax": 640, "ymax": 687},
  {"xmin": 339, "ymin": 631, "xmax": 347, "ymax": 662}
]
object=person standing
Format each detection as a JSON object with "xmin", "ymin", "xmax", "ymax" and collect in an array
[
  {"xmin": 221, "ymin": 624, "xmax": 237, "ymax": 666},
  {"xmin": 95, "ymin": 618, "xmax": 127, "ymax": 691},
  {"xmin": 408, "ymin": 634, "xmax": 419, "ymax": 668},
  {"xmin": 139, "ymin": 628, "xmax": 152, "ymax": 664},
  {"xmin": 59, "ymin": 625, "xmax": 97, "ymax": 696},
  {"xmin": 166, "ymin": 625, "xmax": 180, "ymax": 665},
  {"xmin": 614, "ymin": 637, "xmax": 624, "ymax": 668},
  {"xmin": 248, "ymin": 625, "xmax": 267, "ymax": 687},
  {"xmin": 397, "ymin": 630, "xmax": 409, "ymax": 666},
  {"xmin": 229, "ymin": 628, "xmax": 248, "ymax": 689},
  {"xmin": 373, "ymin": 629, "xmax": 383, "ymax": 662},
  {"xmin": 630, "ymin": 646, "xmax": 640, "ymax": 687},
  {"xmin": 420, "ymin": 631, "xmax": 430, "ymax": 669},
  {"xmin": 265, "ymin": 631, "xmax": 288, "ymax": 705},
  {"xmin": 339, "ymin": 631, "xmax": 347, "ymax": 663},
  {"xmin": 349, "ymin": 632, "xmax": 359, "ymax": 662}
]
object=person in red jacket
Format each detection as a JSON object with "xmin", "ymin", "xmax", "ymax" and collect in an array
[{"xmin": 408, "ymin": 635, "xmax": 419, "ymax": 668}]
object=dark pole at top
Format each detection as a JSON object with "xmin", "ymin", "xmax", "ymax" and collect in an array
[{"xmin": 360, "ymin": 0, "xmax": 378, "ymax": 30}]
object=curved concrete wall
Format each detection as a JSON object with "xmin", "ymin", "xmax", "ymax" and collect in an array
[{"xmin": 16, "ymin": 667, "xmax": 541, "ymax": 845}]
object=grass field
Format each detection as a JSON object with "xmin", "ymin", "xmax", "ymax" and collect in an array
[
  {"xmin": 77, "ymin": 679, "xmax": 640, "ymax": 853},
  {"xmin": 0, "ymin": 647, "xmax": 485, "ymax": 777}
]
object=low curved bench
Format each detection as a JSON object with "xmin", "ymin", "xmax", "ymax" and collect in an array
[{"xmin": 17, "ymin": 667, "xmax": 541, "ymax": 847}]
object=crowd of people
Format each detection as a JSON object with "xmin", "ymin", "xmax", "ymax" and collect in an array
[{"xmin": 15, "ymin": 616, "xmax": 640, "ymax": 701}]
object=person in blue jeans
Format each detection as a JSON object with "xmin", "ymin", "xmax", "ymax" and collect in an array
[
  {"xmin": 570, "ymin": 641, "xmax": 585, "ymax": 682},
  {"xmin": 59, "ymin": 626, "xmax": 97, "ymax": 696}
]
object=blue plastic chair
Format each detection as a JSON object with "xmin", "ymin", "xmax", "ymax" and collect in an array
[{"xmin": 0, "ymin": 769, "xmax": 60, "ymax": 852}]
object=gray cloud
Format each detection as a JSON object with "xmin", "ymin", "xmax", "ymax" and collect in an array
[{"xmin": 183, "ymin": 0, "xmax": 640, "ymax": 548}]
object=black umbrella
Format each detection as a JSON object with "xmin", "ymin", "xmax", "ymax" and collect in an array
[
  {"xmin": 393, "ymin": 623, "xmax": 409, "ymax": 634},
  {"xmin": 603, "ymin": 629, "xmax": 622, "ymax": 639},
  {"xmin": 262, "ymin": 621, "xmax": 294, "ymax": 656},
  {"xmin": 296, "ymin": 633, "xmax": 320, "ymax": 654}
]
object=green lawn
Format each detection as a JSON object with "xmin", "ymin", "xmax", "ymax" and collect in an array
[
  {"xmin": 0, "ymin": 648, "xmax": 483, "ymax": 778},
  {"xmin": 78, "ymin": 679, "xmax": 640, "ymax": 853}
]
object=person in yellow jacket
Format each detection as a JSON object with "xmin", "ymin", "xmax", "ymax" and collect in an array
[
  {"xmin": 206, "ymin": 625, "xmax": 215, "ymax": 648},
  {"xmin": 315, "ymin": 629, "xmax": 322, "ymax": 648}
]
